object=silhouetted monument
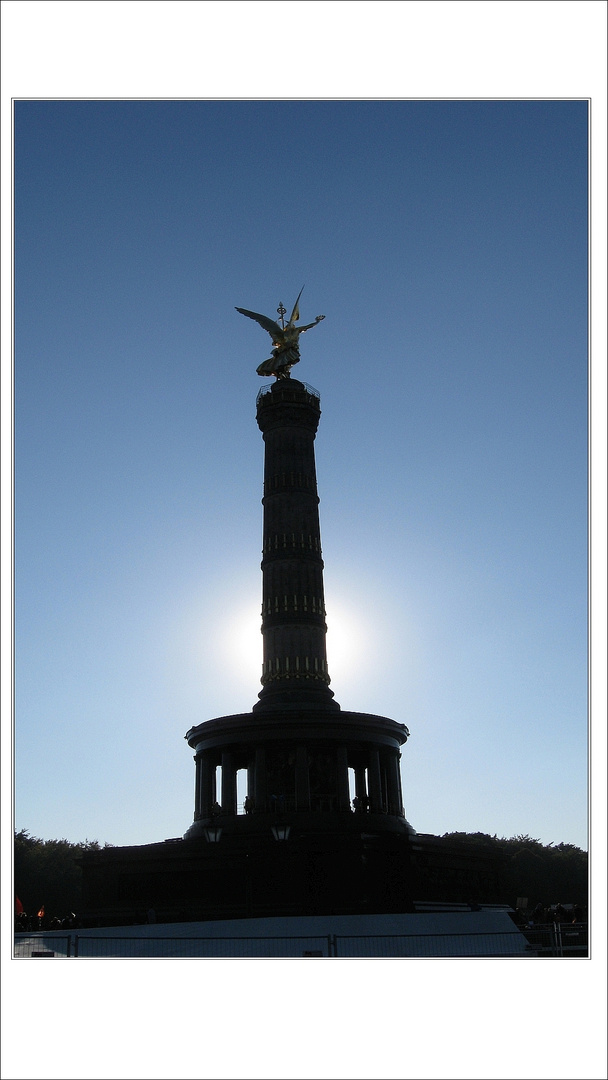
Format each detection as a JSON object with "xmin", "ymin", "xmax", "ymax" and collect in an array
[{"xmin": 79, "ymin": 296, "xmax": 502, "ymax": 925}]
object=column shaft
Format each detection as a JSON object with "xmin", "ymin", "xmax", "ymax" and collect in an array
[
  {"xmin": 200, "ymin": 755, "xmax": 214, "ymax": 818},
  {"xmin": 254, "ymin": 747, "xmax": 267, "ymax": 812},
  {"xmin": 390, "ymin": 752, "xmax": 403, "ymax": 816},
  {"xmin": 295, "ymin": 745, "xmax": 311, "ymax": 810},
  {"xmin": 194, "ymin": 755, "xmax": 202, "ymax": 819},
  {"xmin": 368, "ymin": 749, "xmax": 383, "ymax": 812},
  {"xmin": 255, "ymin": 382, "xmax": 337, "ymax": 711},
  {"xmin": 354, "ymin": 765, "xmax": 367, "ymax": 802},
  {"xmin": 221, "ymin": 751, "xmax": 236, "ymax": 815},
  {"xmin": 336, "ymin": 746, "xmax": 351, "ymax": 811}
]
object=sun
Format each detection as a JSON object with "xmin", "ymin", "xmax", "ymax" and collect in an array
[
  {"xmin": 215, "ymin": 596, "xmax": 369, "ymax": 696},
  {"xmin": 218, "ymin": 606, "xmax": 262, "ymax": 687},
  {"xmin": 325, "ymin": 600, "xmax": 366, "ymax": 685}
]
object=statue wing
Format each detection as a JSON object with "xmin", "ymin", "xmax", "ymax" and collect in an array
[
  {"xmin": 235, "ymin": 307, "xmax": 284, "ymax": 340},
  {"xmin": 287, "ymin": 286, "xmax": 305, "ymax": 328}
]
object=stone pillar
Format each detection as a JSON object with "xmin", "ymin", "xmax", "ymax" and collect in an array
[
  {"xmin": 336, "ymin": 746, "xmax": 351, "ymax": 811},
  {"xmin": 354, "ymin": 765, "xmax": 367, "ymax": 803},
  {"xmin": 387, "ymin": 751, "xmax": 403, "ymax": 816},
  {"xmin": 295, "ymin": 745, "xmax": 310, "ymax": 810},
  {"xmin": 254, "ymin": 747, "xmax": 267, "ymax": 812},
  {"xmin": 383, "ymin": 750, "xmax": 396, "ymax": 815},
  {"xmin": 396, "ymin": 752, "xmax": 405, "ymax": 816},
  {"xmin": 221, "ymin": 751, "xmax": 236, "ymax": 815},
  {"xmin": 194, "ymin": 754, "xmax": 202, "ymax": 819},
  {"xmin": 368, "ymin": 749, "xmax": 383, "ymax": 812},
  {"xmin": 200, "ymin": 754, "xmax": 214, "ymax": 819}
]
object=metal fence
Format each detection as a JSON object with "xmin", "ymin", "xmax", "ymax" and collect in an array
[
  {"xmin": 15, "ymin": 934, "xmax": 333, "ymax": 958},
  {"xmin": 15, "ymin": 924, "xmax": 587, "ymax": 958},
  {"xmin": 520, "ymin": 922, "xmax": 588, "ymax": 957},
  {"xmin": 256, "ymin": 381, "xmax": 320, "ymax": 405},
  {"xmin": 333, "ymin": 931, "xmax": 533, "ymax": 958},
  {"xmin": 14, "ymin": 935, "xmax": 73, "ymax": 958}
]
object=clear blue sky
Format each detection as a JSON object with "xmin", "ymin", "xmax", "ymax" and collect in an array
[{"xmin": 15, "ymin": 99, "xmax": 588, "ymax": 849}]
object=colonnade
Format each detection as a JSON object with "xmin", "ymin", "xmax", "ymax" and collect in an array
[{"xmin": 193, "ymin": 743, "xmax": 404, "ymax": 820}]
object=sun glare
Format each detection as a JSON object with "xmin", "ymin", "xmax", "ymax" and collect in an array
[
  {"xmin": 214, "ymin": 598, "xmax": 368, "ymax": 694},
  {"xmin": 325, "ymin": 601, "xmax": 367, "ymax": 685},
  {"xmin": 219, "ymin": 606, "xmax": 262, "ymax": 688}
]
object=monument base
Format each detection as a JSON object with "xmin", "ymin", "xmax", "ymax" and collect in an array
[{"xmin": 78, "ymin": 831, "xmax": 504, "ymax": 928}]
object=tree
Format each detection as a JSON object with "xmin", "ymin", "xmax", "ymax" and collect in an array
[
  {"xmin": 14, "ymin": 830, "xmax": 111, "ymax": 918},
  {"xmin": 441, "ymin": 832, "xmax": 588, "ymax": 910}
]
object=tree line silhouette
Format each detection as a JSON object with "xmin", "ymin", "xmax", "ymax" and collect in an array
[
  {"xmin": 441, "ymin": 831, "xmax": 588, "ymax": 911},
  {"xmin": 14, "ymin": 829, "xmax": 113, "ymax": 922},
  {"xmin": 14, "ymin": 828, "xmax": 587, "ymax": 924}
]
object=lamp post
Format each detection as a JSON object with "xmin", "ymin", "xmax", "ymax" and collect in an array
[
  {"xmin": 203, "ymin": 824, "xmax": 222, "ymax": 843},
  {"xmin": 271, "ymin": 823, "xmax": 290, "ymax": 842}
]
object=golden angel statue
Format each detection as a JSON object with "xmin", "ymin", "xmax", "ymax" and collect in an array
[{"xmin": 236, "ymin": 288, "xmax": 325, "ymax": 378}]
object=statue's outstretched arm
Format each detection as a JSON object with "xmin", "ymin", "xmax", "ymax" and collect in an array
[{"xmin": 297, "ymin": 315, "xmax": 326, "ymax": 333}]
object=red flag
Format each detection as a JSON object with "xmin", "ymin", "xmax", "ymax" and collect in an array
[
  {"xmin": 15, "ymin": 896, "xmax": 23, "ymax": 914},
  {"xmin": 37, "ymin": 905, "xmax": 45, "ymax": 918}
]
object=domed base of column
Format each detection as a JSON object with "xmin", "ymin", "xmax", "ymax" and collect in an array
[{"xmin": 252, "ymin": 682, "xmax": 340, "ymax": 713}]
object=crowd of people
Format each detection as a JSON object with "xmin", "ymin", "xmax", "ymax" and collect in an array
[
  {"xmin": 14, "ymin": 908, "xmax": 82, "ymax": 933},
  {"xmin": 514, "ymin": 902, "xmax": 587, "ymax": 927}
]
